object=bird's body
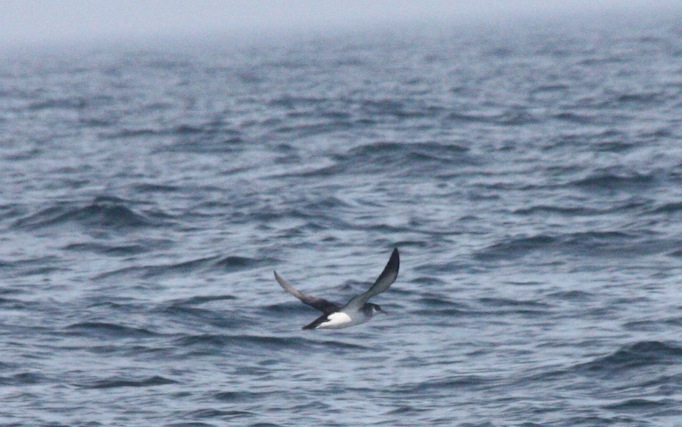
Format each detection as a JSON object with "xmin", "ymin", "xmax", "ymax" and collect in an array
[
  {"xmin": 311, "ymin": 311, "xmax": 353, "ymax": 329},
  {"xmin": 274, "ymin": 248, "xmax": 400, "ymax": 330},
  {"xmin": 302, "ymin": 303, "xmax": 385, "ymax": 330}
]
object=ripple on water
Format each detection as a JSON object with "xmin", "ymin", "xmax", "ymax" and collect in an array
[
  {"xmin": 12, "ymin": 197, "xmax": 172, "ymax": 231},
  {"xmin": 76, "ymin": 375, "xmax": 178, "ymax": 389},
  {"xmin": 575, "ymin": 341, "xmax": 682, "ymax": 375}
]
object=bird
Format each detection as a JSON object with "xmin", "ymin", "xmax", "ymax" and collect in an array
[{"xmin": 274, "ymin": 248, "xmax": 399, "ymax": 330}]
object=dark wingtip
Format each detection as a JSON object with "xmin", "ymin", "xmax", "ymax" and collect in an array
[{"xmin": 391, "ymin": 247, "xmax": 399, "ymax": 271}]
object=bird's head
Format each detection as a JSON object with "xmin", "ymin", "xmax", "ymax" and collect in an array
[{"xmin": 368, "ymin": 303, "xmax": 387, "ymax": 315}]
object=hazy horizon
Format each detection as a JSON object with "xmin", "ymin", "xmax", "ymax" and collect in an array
[{"xmin": 2, "ymin": 0, "xmax": 681, "ymax": 50}]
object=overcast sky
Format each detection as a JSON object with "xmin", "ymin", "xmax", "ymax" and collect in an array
[{"xmin": 1, "ymin": 0, "xmax": 680, "ymax": 49}]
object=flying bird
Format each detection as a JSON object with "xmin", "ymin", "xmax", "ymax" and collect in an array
[{"xmin": 274, "ymin": 248, "xmax": 400, "ymax": 330}]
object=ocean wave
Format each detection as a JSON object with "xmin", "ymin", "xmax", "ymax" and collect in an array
[
  {"xmin": 576, "ymin": 341, "xmax": 682, "ymax": 374},
  {"xmin": 417, "ymin": 295, "xmax": 469, "ymax": 308},
  {"xmin": 157, "ymin": 136, "xmax": 245, "ymax": 154},
  {"xmin": 164, "ymin": 422, "xmax": 221, "ymax": 427},
  {"xmin": 0, "ymin": 372, "xmax": 48, "ymax": 386},
  {"xmin": 272, "ymin": 120, "xmax": 354, "ymax": 138},
  {"xmin": 612, "ymin": 91, "xmax": 665, "ymax": 106},
  {"xmin": 572, "ymin": 170, "xmax": 657, "ymax": 191},
  {"xmin": 0, "ymin": 203, "xmax": 25, "ymax": 223},
  {"xmin": 602, "ymin": 397, "xmax": 673, "ymax": 411},
  {"xmin": 552, "ymin": 112, "xmax": 597, "ymax": 124},
  {"xmin": 28, "ymin": 97, "xmax": 86, "ymax": 111},
  {"xmin": 95, "ymin": 255, "xmax": 270, "ymax": 280},
  {"xmin": 0, "ymin": 255, "xmax": 63, "ymax": 278},
  {"xmin": 398, "ymin": 375, "xmax": 494, "ymax": 394},
  {"xmin": 76, "ymin": 375, "xmax": 177, "ymax": 389},
  {"xmin": 360, "ymin": 99, "xmax": 444, "ymax": 119},
  {"xmin": 412, "ymin": 294, "xmax": 473, "ymax": 317},
  {"xmin": 183, "ymin": 407, "xmax": 254, "ymax": 420},
  {"xmin": 63, "ymin": 242, "xmax": 149, "ymax": 255},
  {"xmin": 479, "ymin": 297, "xmax": 551, "ymax": 309},
  {"xmin": 94, "ymin": 259, "xmax": 213, "ymax": 280},
  {"xmin": 331, "ymin": 141, "xmax": 473, "ymax": 176},
  {"xmin": 546, "ymin": 290, "xmax": 593, "ymax": 301},
  {"xmin": 648, "ymin": 202, "xmax": 682, "ymax": 214},
  {"xmin": 668, "ymin": 249, "xmax": 682, "ymax": 257},
  {"xmin": 106, "ymin": 123, "xmax": 229, "ymax": 139},
  {"xmin": 474, "ymin": 231, "xmax": 638, "ymax": 261},
  {"xmin": 345, "ymin": 140, "xmax": 468, "ymax": 159},
  {"xmin": 513, "ymin": 205, "xmax": 601, "ymax": 216},
  {"xmin": 12, "ymin": 197, "xmax": 169, "ymax": 231},
  {"xmin": 214, "ymin": 255, "xmax": 275, "ymax": 270},
  {"xmin": 0, "ymin": 297, "xmax": 35, "ymax": 310},
  {"xmin": 158, "ymin": 302, "xmax": 242, "ymax": 329},
  {"xmin": 132, "ymin": 183, "xmax": 181, "ymax": 193},
  {"xmin": 64, "ymin": 322, "xmax": 159, "ymax": 338},
  {"xmin": 174, "ymin": 333, "xmax": 369, "ymax": 354},
  {"xmin": 166, "ymin": 295, "xmax": 237, "ymax": 306},
  {"xmin": 445, "ymin": 109, "xmax": 538, "ymax": 126},
  {"xmin": 622, "ymin": 317, "xmax": 682, "ymax": 332},
  {"xmin": 412, "ymin": 307, "xmax": 471, "ymax": 318},
  {"xmin": 213, "ymin": 390, "xmax": 272, "ymax": 402}
]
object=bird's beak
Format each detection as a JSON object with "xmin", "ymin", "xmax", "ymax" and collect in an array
[{"xmin": 378, "ymin": 307, "xmax": 387, "ymax": 315}]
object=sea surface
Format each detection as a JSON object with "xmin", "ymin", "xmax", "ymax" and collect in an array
[{"xmin": 2, "ymin": 11, "xmax": 682, "ymax": 427}]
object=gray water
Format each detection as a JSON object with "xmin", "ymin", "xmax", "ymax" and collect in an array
[{"xmin": 2, "ymin": 12, "xmax": 682, "ymax": 426}]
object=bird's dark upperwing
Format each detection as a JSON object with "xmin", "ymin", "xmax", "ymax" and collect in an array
[
  {"xmin": 343, "ymin": 248, "xmax": 399, "ymax": 311},
  {"xmin": 274, "ymin": 271, "xmax": 340, "ymax": 315}
]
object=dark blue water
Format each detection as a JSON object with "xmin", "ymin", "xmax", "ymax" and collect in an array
[{"xmin": 2, "ymin": 12, "xmax": 682, "ymax": 426}]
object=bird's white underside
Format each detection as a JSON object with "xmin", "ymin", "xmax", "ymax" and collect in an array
[{"xmin": 317, "ymin": 311, "xmax": 354, "ymax": 329}]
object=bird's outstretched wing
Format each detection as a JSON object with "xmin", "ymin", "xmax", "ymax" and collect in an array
[
  {"xmin": 343, "ymin": 248, "xmax": 399, "ymax": 311},
  {"xmin": 274, "ymin": 271, "xmax": 340, "ymax": 315}
]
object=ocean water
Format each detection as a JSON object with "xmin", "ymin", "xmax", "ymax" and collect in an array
[{"xmin": 2, "ymin": 12, "xmax": 682, "ymax": 427}]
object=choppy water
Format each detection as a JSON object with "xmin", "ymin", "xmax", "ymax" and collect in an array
[{"xmin": 3, "ymin": 13, "xmax": 682, "ymax": 426}]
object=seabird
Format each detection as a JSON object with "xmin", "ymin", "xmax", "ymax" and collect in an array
[{"xmin": 274, "ymin": 248, "xmax": 399, "ymax": 330}]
